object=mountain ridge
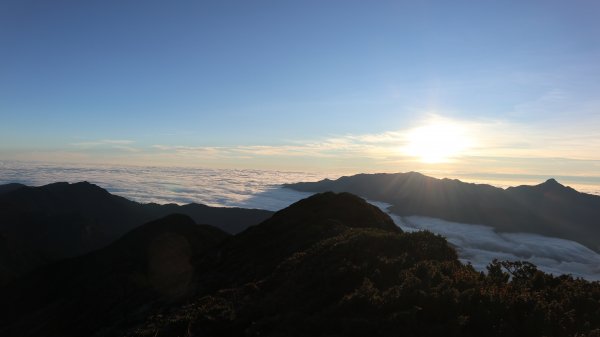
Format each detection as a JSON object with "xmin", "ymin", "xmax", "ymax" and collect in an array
[
  {"xmin": 0, "ymin": 192, "xmax": 405, "ymax": 337},
  {"xmin": 0, "ymin": 181, "xmax": 273, "ymax": 285},
  {"xmin": 285, "ymin": 172, "xmax": 600, "ymax": 252}
]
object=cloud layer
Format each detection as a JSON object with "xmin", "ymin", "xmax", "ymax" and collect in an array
[
  {"xmin": 0, "ymin": 161, "xmax": 323, "ymax": 210},
  {"xmin": 363, "ymin": 200, "xmax": 600, "ymax": 281},
  {"xmin": 3, "ymin": 115, "xmax": 600, "ymax": 179},
  {"xmin": 391, "ymin": 213, "xmax": 600, "ymax": 280}
]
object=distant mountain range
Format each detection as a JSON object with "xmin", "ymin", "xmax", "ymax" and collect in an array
[
  {"xmin": 2, "ymin": 191, "xmax": 599, "ymax": 337},
  {"xmin": 0, "ymin": 182, "xmax": 272, "ymax": 285},
  {"xmin": 285, "ymin": 172, "xmax": 600, "ymax": 252}
]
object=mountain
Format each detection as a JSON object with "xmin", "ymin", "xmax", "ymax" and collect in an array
[
  {"xmin": 195, "ymin": 192, "xmax": 401, "ymax": 288},
  {"xmin": 285, "ymin": 172, "xmax": 600, "ymax": 252},
  {"xmin": 0, "ymin": 182, "xmax": 273, "ymax": 284},
  {"xmin": 0, "ymin": 214, "xmax": 229, "ymax": 337},
  {"xmin": 2, "ymin": 192, "xmax": 600, "ymax": 337},
  {"xmin": 0, "ymin": 192, "xmax": 444, "ymax": 337},
  {"xmin": 0, "ymin": 232, "xmax": 48, "ymax": 286},
  {"xmin": 142, "ymin": 202, "xmax": 272, "ymax": 234},
  {"xmin": 0, "ymin": 183, "xmax": 25, "ymax": 195}
]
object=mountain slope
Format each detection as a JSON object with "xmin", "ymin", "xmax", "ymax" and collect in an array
[
  {"xmin": 506, "ymin": 179, "xmax": 600, "ymax": 240},
  {"xmin": 285, "ymin": 172, "xmax": 600, "ymax": 251},
  {"xmin": 131, "ymin": 193, "xmax": 600, "ymax": 337},
  {"xmin": 2, "ymin": 192, "xmax": 600, "ymax": 337},
  {"xmin": 0, "ymin": 232, "xmax": 48, "ymax": 285},
  {"xmin": 0, "ymin": 182, "xmax": 272, "ymax": 285},
  {"xmin": 0, "ymin": 192, "xmax": 403, "ymax": 337},
  {"xmin": 0, "ymin": 183, "xmax": 25, "ymax": 195},
  {"xmin": 196, "ymin": 192, "xmax": 401, "ymax": 288},
  {"xmin": 0, "ymin": 214, "xmax": 229, "ymax": 337}
]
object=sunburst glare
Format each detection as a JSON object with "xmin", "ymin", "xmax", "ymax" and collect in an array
[{"xmin": 403, "ymin": 122, "xmax": 473, "ymax": 163}]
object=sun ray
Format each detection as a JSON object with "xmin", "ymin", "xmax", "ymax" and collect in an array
[{"xmin": 403, "ymin": 122, "xmax": 473, "ymax": 163}]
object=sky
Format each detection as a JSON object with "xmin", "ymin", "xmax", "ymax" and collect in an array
[{"xmin": 1, "ymin": 0, "xmax": 600, "ymax": 184}]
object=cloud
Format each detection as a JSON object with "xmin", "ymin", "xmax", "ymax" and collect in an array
[
  {"xmin": 396, "ymin": 215, "xmax": 600, "ymax": 281},
  {"xmin": 0, "ymin": 161, "xmax": 325, "ymax": 210},
  {"xmin": 7, "ymin": 114, "xmax": 598, "ymax": 178},
  {"xmin": 70, "ymin": 139, "xmax": 135, "ymax": 147},
  {"xmin": 69, "ymin": 139, "xmax": 139, "ymax": 153},
  {"xmin": 364, "ymin": 200, "xmax": 600, "ymax": 280}
]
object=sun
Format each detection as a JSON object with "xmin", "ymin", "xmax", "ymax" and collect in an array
[{"xmin": 403, "ymin": 122, "xmax": 472, "ymax": 163}]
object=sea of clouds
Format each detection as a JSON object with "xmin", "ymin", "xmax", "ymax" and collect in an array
[
  {"xmin": 0, "ymin": 161, "xmax": 323, "ymax": 210},
  {"xmin": 2, "ymin": 161, "xmax": 600, "ymax": 280},
  {"xmin": 403, "ymin": 216, "xmax": 600, "ymax": 281},
  {"xmin": 367, "ymin": 201, "xmax": 600, "ymax": 281}
]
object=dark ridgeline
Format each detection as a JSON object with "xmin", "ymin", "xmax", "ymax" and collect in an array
[
  {"xmin": 0, "ymin": 182, "xmax": 273, "ymax": 285},
  {"xmin": 285, "ymin": 172, "xmax": 600, "ymax": 252},
  {"xmin": 0, "ymin": 183, "xmax": 26, "ymax": 195},
  {"xmin": 1, "ymin": 192, "xmax": 600, "ymax": 337},
  {"xmin": 194, "ymin": 192, "xmax": 402, "ymax": 288}
]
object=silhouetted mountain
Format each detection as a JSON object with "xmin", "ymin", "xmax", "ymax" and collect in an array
[
  {"xmin": 126, "ymin": 194, "xmax": 600, "ymax": 337},
  {"xmin": 196, "ymin": 192, "xmax": 401, "ymax": 288},
  {"xmin": 0, "ymin": 183, "xmax": 25, "ymax": 195},
  {"xmin": 0, "ymin": 214, "xmax": 228, "ymax": 337},
  {"xmin": 0, "ymin": 192, "xmax": 402, "ymax": 336},
  {"xmin": 285, "ymin": 172, "xmax": 600, "ymax": 252},
  {"xmin": 505, "ymin": 179, "xmax": 600, "ymax": 243},
  {"xmin": 142, "ymin": 202, "xmax": 271, "ymax": 234},
  {"xmin": 0, "ymin": 182, "xmax": 272, "ymax": 284},
  {"xmin": 2, "ymin": 192, "xmax": 600, "ymax": 337}
]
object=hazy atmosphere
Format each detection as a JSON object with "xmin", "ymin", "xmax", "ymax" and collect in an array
[{"xmin": 2, "ymin": 0, "xmax": 599, "ymax": 183}]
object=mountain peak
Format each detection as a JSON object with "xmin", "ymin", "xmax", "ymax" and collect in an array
[
  {"xmin": 39, "ymin": 181, "xmax": 107, "ymax": 193},
  {"xmin": 108, "ymin": 213, "xmax": 228, "ymax": 254},
  {"xmin": 539, "ymin": 178, "xmax": 565, "ymax": 189},
  {"xmin": 272, "ymin": 192, "xmax": 400, "ymax": 232}
]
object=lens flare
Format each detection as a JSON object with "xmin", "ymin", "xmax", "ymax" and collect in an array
[{"xmin": 404, "ymin": 122, "xmax": 472, "ymax": 163}]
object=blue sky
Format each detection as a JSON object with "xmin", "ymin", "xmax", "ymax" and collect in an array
[{"xmin": 1, "ymin": 0, "xmax": 599, "ymax": 179}]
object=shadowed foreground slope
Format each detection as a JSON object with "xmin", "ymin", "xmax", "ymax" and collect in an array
[
  {"xmin": 130, "ymin": 193, "xmax": 600, "ymax": 337},
  {"xmin": 2, "ymin": 192, "xmax": 600, "ymax": 337},
  {"xmin": 0, "ymin": 182, "xmax": 272, "ymax": 284},
  {"xmin": 0, "ymin": 214, "xmax": 229, "ymax": 337}
]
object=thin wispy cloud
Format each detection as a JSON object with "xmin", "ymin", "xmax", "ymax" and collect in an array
[
  {"xmin": 70, "ymin": 139, "xmax": 134, "ymax": 146},
  {"xmin": 5, "ymin": 115, "xmax": 597, "ymax": 178},
  {"xmin": 68, "ymin": 139, "xmax": 140, "ymax": 153}
]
